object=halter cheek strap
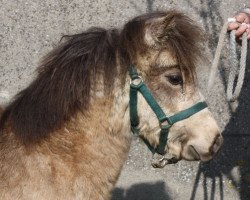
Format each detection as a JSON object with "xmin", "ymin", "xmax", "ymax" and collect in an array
[{"xmin": 129, "ymin": 66, "xmax": 208, "ymax": 155}]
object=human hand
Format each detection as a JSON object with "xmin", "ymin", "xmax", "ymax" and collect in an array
[{"xmin": 228, "ymin": 12, "xmax": 250, "ymax": 40}]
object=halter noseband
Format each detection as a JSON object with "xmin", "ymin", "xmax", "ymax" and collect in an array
[{"xmin": 129, "ymin": 65, "xmax": 208, "ymax": 155}]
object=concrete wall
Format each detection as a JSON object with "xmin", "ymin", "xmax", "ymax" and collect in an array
[{"xmin": 1, "ymin": 0, "xmax": 250, "ymax": 199}]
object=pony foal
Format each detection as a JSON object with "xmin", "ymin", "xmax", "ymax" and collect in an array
[{"xmin": 0, "ymin": 11, "xmax": 223, "ymax": 200}]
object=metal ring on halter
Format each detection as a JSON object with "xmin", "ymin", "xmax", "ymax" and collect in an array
[
  {"xmin": 159, "ymin": 116, "xmax": 172, "ymax": 130},
  {"xmin": 130, "ymin": 76, "xmax": 143, "ymax": 86}
]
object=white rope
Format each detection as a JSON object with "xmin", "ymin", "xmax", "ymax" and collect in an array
[
  {"xmin": 207, "ymin": 19, "xmax": 248, "ymax": 111},
  {"xmin": 207, "ymin": 22, "xmax": 230, "ymax": 90},
  {"xmin": 227, "ymin": 31, "xmax": 248, "ymax": 102}
]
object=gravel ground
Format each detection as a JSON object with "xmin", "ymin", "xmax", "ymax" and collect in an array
[{"xmin": 0, "ymin": 0, "xmax": 250, "ymax": 199}]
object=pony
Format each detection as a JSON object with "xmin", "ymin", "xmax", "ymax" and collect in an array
[{"xmin": 0, "ymin": 11, "xmax": 223, "ymax": 200}]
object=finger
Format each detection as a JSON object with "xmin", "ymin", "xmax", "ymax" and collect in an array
[
  {"xmin": 235, "ymin": 24, "xmax": 248, "ymax": 37},
  {"xmin": 228, "ymin": 22, "xmax": 239, "ymax": 30},
  {"xmin": 235, "ymin": 13, "xmax": 250, "ymax": 24}
]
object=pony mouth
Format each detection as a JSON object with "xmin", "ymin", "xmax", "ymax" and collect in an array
[
  {"xmin": 166, "ymin": 156, "xmax": 180, "ymax": 164},
  {"xmin": 188, "ymin": 145, "xmax": 201, "ymax": 160}
]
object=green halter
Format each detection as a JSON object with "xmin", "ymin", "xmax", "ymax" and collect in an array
[{"xmin": 129, "ymin": 66, "xmax": 208, "ymax": 155}]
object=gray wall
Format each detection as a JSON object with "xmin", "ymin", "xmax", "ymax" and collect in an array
[{"xmin": 1, "ymin": 0, "xmax": 250, "ymax": 199}]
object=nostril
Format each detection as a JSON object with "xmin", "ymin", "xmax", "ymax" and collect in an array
[{"xmin": 210, "ymin": 135, "xmax": 223, "ymax": 154}]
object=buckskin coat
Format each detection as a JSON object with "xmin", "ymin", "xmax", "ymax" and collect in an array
[{"xmin": 0, "ymin": 11, "xmax": 223, "ymax": 200}]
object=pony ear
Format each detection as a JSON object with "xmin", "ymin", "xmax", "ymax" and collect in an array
[{"xmin": 145, "ymin": 12, "xmax": 177, "ymax": 47}]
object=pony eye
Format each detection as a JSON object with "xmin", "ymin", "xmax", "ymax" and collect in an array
[{"xmin": 166, "ymin": 74, "xmax": 183, "ymax": 85}]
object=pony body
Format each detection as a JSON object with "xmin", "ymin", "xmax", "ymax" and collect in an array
[{"xmin": 0, "ymin": 11, "xmax": 222, "ymax": 199}]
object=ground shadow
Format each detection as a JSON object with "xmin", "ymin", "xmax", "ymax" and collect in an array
[
  {"xmin": 112, "ymin": 181, "xmax": 171, "ymax": 200},
  {"xmin": 187, "ymin": 1, "xmax": 250, "ymax": 199},
  {"xmin": 188, "ymin": 0, "xmax": 224, "ymax": 49},
  {"xmin": 129, "ymin": 0, "xmax": 155, "ymax": 13},
  {"xmin": 190, "ymin": 44, "xmax": 250, "ymax": 200}
]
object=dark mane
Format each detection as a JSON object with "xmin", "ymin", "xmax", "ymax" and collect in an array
[
  {"xmin": 0, "ymin": 11, "xmax": 204, "ymax": 144},
  {"xmin": 1, "ymin": 27, "xmax": 123, "ymax": 144}
]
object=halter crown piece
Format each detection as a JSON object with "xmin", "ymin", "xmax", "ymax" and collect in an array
[{"xmin": 129, "ymin": 65, "xmax": 208, "ymax": 155}]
